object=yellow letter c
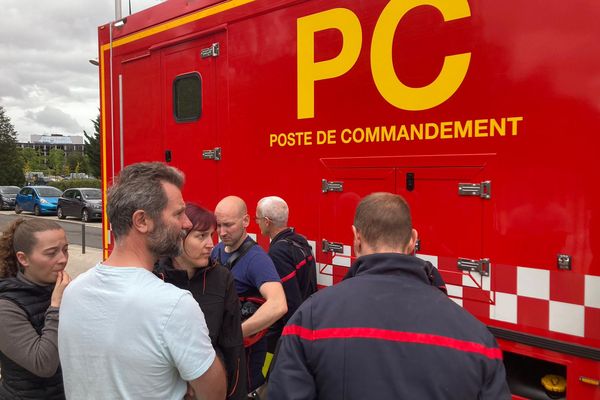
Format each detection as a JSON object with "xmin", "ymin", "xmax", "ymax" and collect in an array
[{"xmin": 371, "ymin": 0, "xmax": 471, "ymax": 111}]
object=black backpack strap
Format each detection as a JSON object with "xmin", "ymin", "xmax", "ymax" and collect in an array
[{"xmin": 226, "ymin": 238, "xmax": 257, "ymax": 270}]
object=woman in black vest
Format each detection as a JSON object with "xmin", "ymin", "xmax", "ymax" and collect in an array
[
  {"xmin": 155, "ymin": 203, "xmax": 247, "ymax": 400},
  {"xmin": 0, "ymin": 218, "xmax": 71, "ymax": 400}
]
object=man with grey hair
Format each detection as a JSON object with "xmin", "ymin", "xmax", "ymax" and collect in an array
[
  {"xmin": 269, "ymin": 192, "xmax": 510, "ymax": 400},
  {"xmin": 59, "ymin": 162, "xmax": 226, "ymax": 400},
  {"xmin": 256, "ymin": 196, "xmax": 317, "ymax": 353}
]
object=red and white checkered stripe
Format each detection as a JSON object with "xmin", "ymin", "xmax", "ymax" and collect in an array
[{"xmin": 313, "ymin": 242, "xmax": 600, "ymax": 342}]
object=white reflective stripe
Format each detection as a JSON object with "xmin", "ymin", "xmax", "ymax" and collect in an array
[
  {"xmin": 445, "ymin": 284, "xmax": 463, "ymax": 298},
  {"xmin": 517, "ymin": 267, "xmax": 550, "ymax": 300},
  {"xmin": 332, "ymin": 255, "xmax": 351, "ymax": 268},
  {"xmin": 416, "ymin": 253, "xmax": 438, "ymax": 268},
  {"xmin": 549, "ymin": 301, "xmax": 584, "ymax": 337},
  {"xmin": 585, "ymin": 275, "xmax": 600, "ymax": 308},
  {"xmin": 490, "ymin": 292, "xmax": 517, "ymax": 324},
  {"xmin": 317, "ymin": 263, "xmax": 333, "ymax": 287}
]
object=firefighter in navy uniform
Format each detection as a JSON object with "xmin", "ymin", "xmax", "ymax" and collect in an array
[
  {"xmin": 269, "ymin": 192, "xmax": 510, "ymax": 400},
  {"xmin": 255, "ymin": 196, "xmax": 317, "ymax": 353}
]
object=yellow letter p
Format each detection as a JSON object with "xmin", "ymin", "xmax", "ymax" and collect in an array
[{"xmin": 297, "ymin": 8, "xmax": 362, "ymax": 119}]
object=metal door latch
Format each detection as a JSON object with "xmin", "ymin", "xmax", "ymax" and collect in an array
[
  {"xmin": 322, "ymin": 179, "xmax": 344, "ymax": 193},
  {"xmin": 322, "ymin": 239, "xmax": 344, "ymax": 254},
  {"xmin": 458, "ymin": 257, "xmax": 490, "ymax": 276},
  {"xmin": 202, "ymin": 147, "xmax": 221, "ymax": 160},
  {"xmin": 458, "ymin": 181, "xmax": 491, "ymax": 199},
  {"xmin": 557, "ymin": 254, "xmax": 571, "ymax": 270},
  {"xmin": 201, "ymin": 43, "xmax": 220, "ymax": 58}
]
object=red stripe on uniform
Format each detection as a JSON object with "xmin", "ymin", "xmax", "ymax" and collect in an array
[
  {"xmin": 282, "ymin": 255, "xmax": 315, "ymax": 282},
  {"xmin": 282, "ymin": 325, "xmax": 503, "ymax": 360},
  {"xmin": 281, "ymin": 270, "xmax": 297, "ymax": 282}
]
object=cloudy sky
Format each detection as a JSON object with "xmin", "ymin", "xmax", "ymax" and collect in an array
[{"xmin": 0, "ymin": 0, "xmax": 163, "ymax": 142}]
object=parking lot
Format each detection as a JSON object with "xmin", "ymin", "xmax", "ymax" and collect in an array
[{"xmin": 0, "ymin": 210, "xmax": 102, "ymax": 249}]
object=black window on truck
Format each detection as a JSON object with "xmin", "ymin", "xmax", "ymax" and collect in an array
[{"xmin": 173, "ymin": 73, "xmax": 202, "ymax": 122}]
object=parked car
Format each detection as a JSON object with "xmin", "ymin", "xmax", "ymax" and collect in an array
[
  {"xmin": 57, "ymin": 188, "xmax": 102, "ymax": 222},
  {"xmin": 0, "ymin": 186, "xmax": 20, "ymax": 210},
  {"xmin": 15, "ymin": 186, "xmax": 63, "ymax": 216}
]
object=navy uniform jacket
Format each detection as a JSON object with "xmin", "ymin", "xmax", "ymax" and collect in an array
[
  {"xmin": 266, "ymin": 228, "xmax": 317, "ymax": 353},
  {"xmin": 269, "ymin": 253, "xmax": 510, "ymax": 400}
]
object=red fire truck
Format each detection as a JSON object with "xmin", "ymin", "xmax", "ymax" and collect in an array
[{"xmin": 97, "ymin": 0, "xmax": 600, "ymax": 398}]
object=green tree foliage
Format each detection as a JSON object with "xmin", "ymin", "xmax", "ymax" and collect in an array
[
  {"xmin": 0, "ymin": 106, "xmax": 25, "ymax": 185},
  {"xmin": 47, "ymin": 148, "xmax": 66, "ymax": 175},
  {"xmin": 66, "ymin": 151, "xmax": 87, "ymax": 174},
  {"xmin": 18, "ymin": 147, "xmax": 44, "ymax": 172},
  {"xmin": 84, "ymin": 113, "xmax": 101, "ymax": 178}
]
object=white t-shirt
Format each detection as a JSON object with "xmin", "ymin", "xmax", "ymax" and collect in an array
[{"xmin": 59, "ymin": 263, "xmax": 215, "ymax": 400}]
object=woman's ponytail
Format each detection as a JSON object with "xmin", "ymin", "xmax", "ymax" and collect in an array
[{"xmin": 0, "ymin": 218, "xmax": 26, "ymax": 278}]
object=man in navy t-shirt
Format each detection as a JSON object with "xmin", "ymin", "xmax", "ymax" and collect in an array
[{"xmin": 212, "ymin": 196, "xmax": 287, "ymax": 392}]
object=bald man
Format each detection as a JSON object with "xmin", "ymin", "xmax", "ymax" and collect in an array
[{"xmin": 211, "ymin": 196, "xmax": 287, "ymax": 392}]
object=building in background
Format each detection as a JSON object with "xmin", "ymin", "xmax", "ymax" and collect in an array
[{"xmin": 18, "ymin": 134, "xmax": 85, "ymax": 164}]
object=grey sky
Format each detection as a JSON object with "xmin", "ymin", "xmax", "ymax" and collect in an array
[{"xmin": 0, "ymin": 0, "xmax": 163, "ymax": 142}]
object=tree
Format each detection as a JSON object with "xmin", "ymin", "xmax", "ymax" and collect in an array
[
  {"xmin": 18, "ymin": 147, "xmax": 44, "ymax": 172},
  {"xmin": 84, "ymin": 113, "xmax": 101, "ymax": 178},
  {"xmin": 66, "ymin": 151, "xmax": 87, "ymax": 174},
  {"xmin": 0, "ymin": 106, "xmax": 25, "ymax": 185},
  {"xmin": 47, "ymin": 148, "xmax": 65, "ymax": 175}
]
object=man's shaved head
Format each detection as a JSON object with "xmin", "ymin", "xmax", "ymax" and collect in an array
[{"xmin": 215, "ymin": 196, "xmax": 247, "ymax": 218}]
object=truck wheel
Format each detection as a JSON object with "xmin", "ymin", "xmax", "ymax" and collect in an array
[
  {"xmin": 82, "ymin": 209, "xmax": 89, "ymax": 223},
  {"xmin": 15, "ymin": 204, "xmax": 22, "ymax": 214},
  {"xmin": 57, "ymin": 207, "xmax": 66, "ymax": 220},
  {"xmin": 34, "ymin": 205, "xmax": 41, "ymax": 216}
]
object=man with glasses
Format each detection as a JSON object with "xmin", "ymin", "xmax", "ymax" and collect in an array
[
  {"xmin": 256, "ymin": 196, "xmax": 317, "ymax": 354},
  {"xmin": 212, "ymin": 196, "xmax": 287, "ymax": 393}
]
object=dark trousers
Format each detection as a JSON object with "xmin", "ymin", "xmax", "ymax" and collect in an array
[{"xmin": 246, "ymin": 337, "xmax": 267, "ymax": 392}]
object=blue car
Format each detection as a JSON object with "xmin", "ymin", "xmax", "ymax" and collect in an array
[{"xmin": 15, "ymin": 186, "xmax": 63, "ymax": 216}]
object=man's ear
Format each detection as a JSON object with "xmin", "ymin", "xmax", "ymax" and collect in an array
[
  {"xmin": 242, "ymin": 214, "xmax": 250, "ymax": 229},
  {"xmin": 406, "ymin": 228, "xmax": 418, "ymax": 254},
  {"xmin": 352, "ymin": 225, "xmax": 362, "ymax": 257},
  {"xmin": 132, "ymin": 210, "xmax": 152, "ymax": 234},
  {"xmin": 16, "ymin": 251, "xmax": 29, "ymax": 268}
]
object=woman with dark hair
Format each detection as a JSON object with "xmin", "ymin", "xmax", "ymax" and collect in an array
[
  {"xmin": 0, "ymin": 218, "xmax": 71, "ymax": 399},
  {"xmin": 155, "ymin": 203, "xmax": 247, "ymax": 399}
]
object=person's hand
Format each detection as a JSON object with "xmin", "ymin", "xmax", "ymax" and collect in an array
[
  {"xmin": 51, "ymin": 270, "xmax": 72, "ymax": 307},
  {"xmin": 184, "ymin": 382, "xmax": 195, "ymax": 400}
]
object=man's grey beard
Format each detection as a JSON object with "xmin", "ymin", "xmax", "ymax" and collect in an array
[{"xmin": 147, "ymin": 225, "xmax": 186, "ymax": 259}]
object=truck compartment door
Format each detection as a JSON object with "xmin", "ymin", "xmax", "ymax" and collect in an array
[{"xmin": 161, "ymin": 33, "xmax": 223, "ymax": 207}]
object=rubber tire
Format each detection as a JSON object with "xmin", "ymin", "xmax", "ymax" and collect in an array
[
  {"xmin": 15, "ymin": 204, "xmax": 22, "ymax": 214},
  {"xmin": 57, "ymin": 206, "xmax": 66, "ymax": 220},
  {"xmin": 34, "ymin": 205, "xmax": 41, "ymax": 216},
  {"xmin": 81, "ymin": 208, "xmax": 89, "ymax": 223}
]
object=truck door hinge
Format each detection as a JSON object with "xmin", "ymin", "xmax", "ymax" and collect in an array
[
  {"xmin": 322, "ymin": 239, "xmax": 344, "ymax": 254},
  {"xmin": 201, "ymin": 43, "xmax": 220, "ymax": 58},
  {"xmin": 202, "ymin": 147, "xmax": 221, "ymax": 161},
  {"xmin": 321, "ymin": 179, "xmax": 344, "ymax": 193},
  {"xmin": 458, "ymin": 181, "xmax": 491, "ymax": 199},
  {"xmin": 457, "ymin": 257, "xmax": 490, "ymax": 276}
]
